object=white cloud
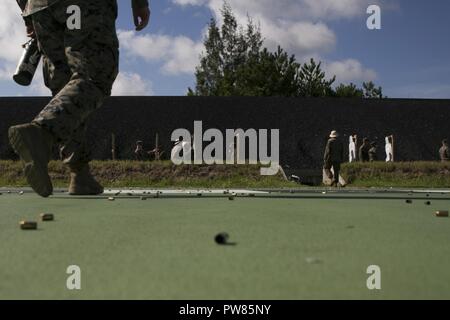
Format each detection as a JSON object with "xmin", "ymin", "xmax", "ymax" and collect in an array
[
  {"xmin": 173, "ymin": 0, "xmax": 208, "ymax": 6},
  {"xmin": 0, "ymin": 1, "xmax": 30, "ymax": 91},
  {"xmin": 171, "ymin": 0, "xmax": 383, "ymax": 62},
  {"xmin": 118, "ymin": 30, "xmax": 203, "ymax": 75},
  {"xmin": 297, "ymin": 0, "xmax": 380, "ymax": 20},
  {"xmin": 172, "ymin": 0, "xmax": 381, "ymax": 84},
  {"xmin": 0, "ymin": 65, "xmax": 15, "ymax": 81},
  {"xmin": 325, "ymin": 59, "xmax": 377, "ymax": 84},
  {"xmin": 262, "ymin": 20, "xmax": 336, "ymax": 57},
  {"xmin": 205, "ymin": 0, "xmax": 338, "ymax": 57},
  {"xmin": 112, "ymin": 72, "xmax": 154, "ymax": 96},
  {"xmin": 0, "ymin": 3, "xmax": 28, "ymax": 63},
  {"xmin": 0, "ymin": 2, "xmax": 53, "ymax": 96},
  {"xmin": 28, "ymin": 69, "xmax": 50, "ymax": 96},
  {"xmin": 0, "ymin": 60, "xmax": 48, "ymax": 96},
  {"xmin": 174, "ymin": 0, "xmax": 384, "ymax": 20}
]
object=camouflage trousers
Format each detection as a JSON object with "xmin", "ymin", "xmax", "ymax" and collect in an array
[{"xmin": 31, "ymin": 0, "xmax": 119, "ymax": 166}]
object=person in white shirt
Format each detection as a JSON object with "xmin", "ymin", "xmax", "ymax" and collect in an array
[
  {"xmin": 349, "ymin": 135, "xmax": 357, "ymax": 162},
  {"xmin": 385, "ymin": 136, "xmax": 394, "ymax": 162}
]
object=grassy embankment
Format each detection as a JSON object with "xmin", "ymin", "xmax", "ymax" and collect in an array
[
  {"xmin": 0, "ymin": 160, "xmax": 294, "ymax": 189},
  {"xmin": 0, "ymin": 160, "xmax": 449, "ymax": 188},
  {"xmin": 341, "ymin": 161, "xmax": 450, "ymax": 188}
]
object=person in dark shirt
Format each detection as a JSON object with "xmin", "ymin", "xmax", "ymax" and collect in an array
[
  {"xmin": 439, "ymin": 139, "xmax": 449, "ymax": 162},
  {"xmin": 359, "ymin": 138, "xmax": 370, "ymax": 162},
  {"xmin": 323, "ymin": 130, "xmax": 344, "ymax": 186},
  {"xmin": 369, "ymin": 142, "xmax": 378, "ymax": 162},
  {"xmin": 134, "ymin": 141, "xmax": 145, "ymax": 160}
]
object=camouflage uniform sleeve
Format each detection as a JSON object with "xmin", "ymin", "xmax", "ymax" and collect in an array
[
  {"xmin": 16, "ymin": 0, "xmax": 32, "ymax": 26},
  {"xmin": 132, "ymin": 0, "xmax": 149, "ymax": 9}
]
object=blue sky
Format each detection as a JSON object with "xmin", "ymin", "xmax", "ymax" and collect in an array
[{"xmin": 1, "ymin": 0, "xmax": 449, "ymax": 98}]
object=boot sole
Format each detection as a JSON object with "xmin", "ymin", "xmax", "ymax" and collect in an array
[
  {"xmin": 69, "ymin": 188, "xmax": 104, "ymax": 196},
  {"xmin": 9, "ymin": 126, "xmax": 53, "ymax": 197},
  {"xmin": 69, "ymin": 182, "xmax": 104, "ymax": 195}
]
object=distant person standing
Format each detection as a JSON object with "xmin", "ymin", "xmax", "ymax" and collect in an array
[
  {"xmin": 323, "ymin": 131, "xmax": 344, "ymax": 187},
  {"xmin": 359, "ymin": 138, "xmax": 370, "ymax": 162},
  {"xmin": 148, "ymin": 146, "xmax": 164, "ymax": 161},
  {"xmin": 369, "ymin": 142, "xmax": 378, "ymax": 162},
  {"xmin": 385, "ymin": 136, "xmax": 394, "ymax": 162},
  {"xmin": 349, "ymin": 135, "xmax": 357, "ymax": 162},
  {"xmin": 439, "ymin": 139, "xmax": 449, "ymax": 162},
  {"xmin": 134, "ymin": 141, "xmax": 145, "ymax": 160},
  {"xmin": 171, "ymin": 139, "xmax": 183, "ymax": 161}
]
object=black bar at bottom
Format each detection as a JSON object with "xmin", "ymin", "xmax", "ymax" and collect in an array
[{"xmin": 0, "ymin": 300, "xmax": 448, "ymax": 318}]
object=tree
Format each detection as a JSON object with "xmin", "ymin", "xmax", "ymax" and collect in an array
[
  {"xmin": 189, "ymin": 2, "xmax": 385, "ymax": 99},
  {"xmin": 233, "ymin": 47, "xmax": 302, "ymax": 96},
  {"xmin": 190, "ymin": 3, "xmax": 261, "ymax": 95},
  {"xmin": 363, "ymin": 81, "xmax": 385, "ymax": 99},
  {"xmin": 189, "ymin": 17, "xmax": 224, "ymax": 96},
  {"xmin": 189, "ymin": 3, "xmax": 302, "ymax": 96},
  {"xmin": 335, "ymin": 83, "xmax": 364, "ymax": 98},
  {"xmin": 297, "ymin": 58, "xmax": 335, "ymax": 97}
]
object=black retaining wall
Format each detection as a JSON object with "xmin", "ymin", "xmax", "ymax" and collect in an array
[{"xmin": 0, "ymin": 97, "xmax": 449, "ymax": 169}]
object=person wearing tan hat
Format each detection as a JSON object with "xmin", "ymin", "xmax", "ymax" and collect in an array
[
  {"xmin": 439, "ymin": 139, "xmax": 449, "ymax": 162},
  {"xmin": 323, "ymin": 130, "xmax": 344, "ymax": 186}
]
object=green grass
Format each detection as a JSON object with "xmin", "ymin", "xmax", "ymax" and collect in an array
[
  {"xmin": 0, "ymin": 160, "xmax": 296, "ymax": 189},
  {"xmin": 1, "ymin": 160, "xmax": 449, "ymax": 189},
  {"xmin": 341, "ymin": 161, "xmax": 450, "ymax": 188}
]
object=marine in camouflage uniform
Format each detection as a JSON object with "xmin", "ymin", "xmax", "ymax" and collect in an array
[
  {"xmin": 323, "ymin": 131, "xmax": 344, "ymax": 187},
  {"xmin": 9, "ymin": 0, "xmax": 150, "ymax": 197},
  {"xmin": 439, "ymin": 139, "xmax": 449, "ymax": 162}
]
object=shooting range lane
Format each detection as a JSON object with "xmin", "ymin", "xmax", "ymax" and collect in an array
[{"xmin": 0, "ymin": 188, "xmax": 449, "ymax": 299}]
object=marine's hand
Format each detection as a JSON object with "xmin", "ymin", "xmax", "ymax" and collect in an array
[
  {"xmin": 133, "ymin": 6, "xmax": 150, "ymax": 31},
  {"xmin": 26, "ymin": 25, "xmax": 36, "ymax": 39}
]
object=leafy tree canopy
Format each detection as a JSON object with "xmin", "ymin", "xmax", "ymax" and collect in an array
[{"xmin": 189, "ymin": 2, "xmax": 384, "ymax": 99}]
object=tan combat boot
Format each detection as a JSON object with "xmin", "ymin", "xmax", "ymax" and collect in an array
[
  {"xmin": 68, "ymin": 163, "xmax": 104, "ymax": 195},
  {"xmin": 8, "ymin": 123, "xmax": 54, "ymax": 197}
]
